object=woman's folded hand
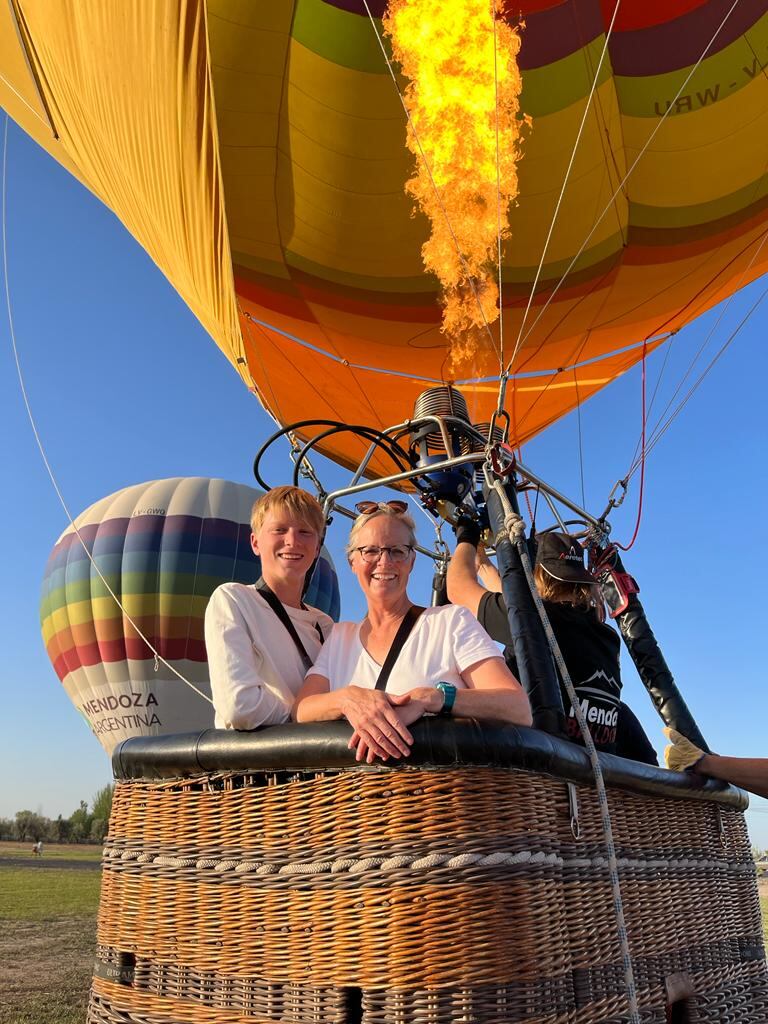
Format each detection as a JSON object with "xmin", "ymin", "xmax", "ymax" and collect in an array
[{"xmin": 341, "ymin": 686, "xmax": 415, "ymax": 762}]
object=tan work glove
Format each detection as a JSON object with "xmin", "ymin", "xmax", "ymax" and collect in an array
[{"xmin": 663, "ymin": 727, "xmax": 706, "ymax": 772}]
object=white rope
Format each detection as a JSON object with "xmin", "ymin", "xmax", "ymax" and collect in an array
[
  {"xmin": 104, "ymin": 840, "xmax": 746, "ymax": 876},
  {"xmin": 626, "ymin": 230, "xmax": 768, "ymax": 479},
  {"xmin": 362, "ymin": 1, "xmax": 503, "ymax": 365},
  {"xmin": 491, "ymin": 479, "xmax": 640, "ymax": 1024},
  {"xmin": 625, "ymin": 279, "xmax": 768, "ymax": 482},
  {"xmin": 505, "ymin": 0, "xmax": 742, "ymax": 373},
  {"xmin": 1, "ymin": 115, "xmax": 212, "ymax": 707},
  {"xmin": 507, "ymin": 0, "xmax": 623, "ymax": 371}
]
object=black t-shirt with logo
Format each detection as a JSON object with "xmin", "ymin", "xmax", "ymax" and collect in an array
[{"xmin": 478, "ymin": 592, "xmax": 625, "ymax": 754}]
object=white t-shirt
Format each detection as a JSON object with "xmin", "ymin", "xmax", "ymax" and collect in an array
[
  {"xmin": 310, "ymin": 604, "xmax": 502, "ymax": 695},
  {"xmin": 205, "ymin": 583, "xmax": 334, "ymax": 730}
]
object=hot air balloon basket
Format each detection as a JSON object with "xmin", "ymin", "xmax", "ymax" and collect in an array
[{"xmin": 88, "ymin": 731, "xmax": 768, "ymax": 1024}]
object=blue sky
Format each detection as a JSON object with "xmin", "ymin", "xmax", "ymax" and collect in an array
[{"xmin": 1, "ymin": 119, "xmax": 766, "ymax": 845}]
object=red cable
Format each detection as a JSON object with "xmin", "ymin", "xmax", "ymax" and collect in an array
[{"xmin": 615, "ymin": 341, "xmax": 648, "ymax": 551}]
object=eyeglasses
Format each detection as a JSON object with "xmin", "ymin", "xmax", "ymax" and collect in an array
[
  {"xmin": 354, "ymin": 500, "xmax": 408, "ymax": 516},
  {"xmin": 354, "ymin": 545, "xmax": 413, "ymax": 564}
]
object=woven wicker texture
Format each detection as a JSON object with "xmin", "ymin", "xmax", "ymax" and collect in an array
[{"xmin": 88, "ymin": 766, "xmax": 768, "ymax": 1023}]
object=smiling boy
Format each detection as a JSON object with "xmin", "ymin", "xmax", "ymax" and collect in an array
[{"xmin": 204, "ymin": 486, "xmax": 333, "ymax": 730}]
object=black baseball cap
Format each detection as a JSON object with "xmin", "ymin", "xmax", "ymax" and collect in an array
[{"xmin": 535, "ymin": 532, "xmax": 595, "ymax": 585}]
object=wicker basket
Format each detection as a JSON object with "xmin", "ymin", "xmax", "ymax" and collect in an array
[{"xmin": 88, "ymin": 722, "xmax": 768, "ymax": 1023}]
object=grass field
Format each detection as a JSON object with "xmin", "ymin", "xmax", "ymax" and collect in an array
[
  {"xmin": 1, "ymin": 845, "xmax": 766, "ymax": 1023},
  {"xmin": 0, "ymin": 845, "xmax": 100, "ymax": 1024}
]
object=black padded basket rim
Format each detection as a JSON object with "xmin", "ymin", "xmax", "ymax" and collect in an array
[{"xmin": 111, "ymin": 719, "xmax": 748, "ymax": 810}]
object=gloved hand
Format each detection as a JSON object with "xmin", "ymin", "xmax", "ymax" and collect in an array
[
  {"xmin": 663, "ymin": 727, "xmax": 706, "ymax": 773},
  {"xmin": 454, "ymin": 515, "xmax": 481, "ymax": 548}
]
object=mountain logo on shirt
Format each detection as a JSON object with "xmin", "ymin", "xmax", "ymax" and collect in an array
[
  {"xmin": 578, "ymin": 668, "xmax": 621, "ymax": 695},
  {"xmin": 565, "ymin": 669, "xmax": 620, "ymax": 747}
]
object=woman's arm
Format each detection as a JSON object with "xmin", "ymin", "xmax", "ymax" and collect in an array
[
  {"xmin": 401, "ymin": 658, "xmax": 532, "ymax": 727},
  {"xmin": 293, "ymin": 674, "xmax": 414, "ymax": 760}
]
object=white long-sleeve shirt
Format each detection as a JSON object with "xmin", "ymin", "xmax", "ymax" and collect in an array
[{"xmin": 204, "ymin": 583, "xmax": 334, "ymax": 730}]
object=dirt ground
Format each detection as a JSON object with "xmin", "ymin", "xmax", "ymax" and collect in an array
[
  {"xmin": 0, "ymin": 857, "xmax": 99, "ymax": 871},
  {"xmin": 0, "ymin": 917, "xmax": 95, "ymax": 1024}
]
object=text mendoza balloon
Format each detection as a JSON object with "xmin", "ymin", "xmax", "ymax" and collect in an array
[
  {"xmin": 40, "ymin": 478, "xmax": 340, "ymax": 756},
  {"xmin": 2, "ymin": 3, "xmax": 767, "ymax": 473}
]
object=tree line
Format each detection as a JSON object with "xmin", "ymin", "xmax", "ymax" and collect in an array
[{"xmin": 0, "ymin": 784, "xmax": 114, "ymax": 845}]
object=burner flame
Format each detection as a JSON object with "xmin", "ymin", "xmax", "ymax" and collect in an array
[{"xmin": 383, "ymin": 0, "xmax": 526, "ymax": 372}]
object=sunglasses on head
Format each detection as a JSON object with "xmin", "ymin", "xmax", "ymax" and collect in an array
[{"xmin": 354, "ymin": 500, "xmax": 408, "ymax": 516}]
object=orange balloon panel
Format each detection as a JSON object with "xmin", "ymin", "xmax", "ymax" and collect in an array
[{"xmin": 0, "ymin": 0, "xmax": 765, "ymax": 474}]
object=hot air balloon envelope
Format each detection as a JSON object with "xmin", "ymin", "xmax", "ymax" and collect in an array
[{"xmin": 40, "ymin": 478, "xmax": 340, "ymax": 755}]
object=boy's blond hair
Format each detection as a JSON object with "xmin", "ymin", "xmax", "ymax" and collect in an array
[{"xmin": 250, "ymin": 486, "xmax": 325, "ymax": 536}]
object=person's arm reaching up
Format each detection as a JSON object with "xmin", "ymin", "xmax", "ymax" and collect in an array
[{"xmin": 446, "ymin": 518, "xmax": 486, "ymax": 616}]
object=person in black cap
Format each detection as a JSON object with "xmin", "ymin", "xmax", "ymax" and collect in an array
[{"xmin": 447, "ymin": 525, "xmax": 658, "ymax": 763}]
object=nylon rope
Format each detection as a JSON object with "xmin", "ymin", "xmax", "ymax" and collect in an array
[
  {"xmin": 627, "ymin": 329, "xmax": 676, "ymax": 475},
  {"xmin": 625, "ymin": 281, "xmax": 768, "ymax": 482},
  {"xmin": 491, "ymin": 479, "xmax": 641, "ymax": 1024},
  {"xmin": 626, "ymin": 229, "xmax": 768, "ymax": 480},
  {"xmin": 362, "ymin": 1, "xmax": 503, "ymax": 366},
  {"xmin": 505, "ymin": 0, "xmax": 742, "ymax": 373},
  {"xmin": 507, "ymin": 0, "xmax": 622, "ymax": 372},
  {"xmin": 615, "ymin": 341, "xmax": 647, "ymax": 551},
  {"xmin": 573, "ymin": 367, "xmax": 586, "ymax": 510},
  {"xmin": 1, "ymin": 115, "xmax": 212, "ymax": 706},
  {"xmin": 238, "ymin": 305, "xmax": 326, "ymax": 496}
]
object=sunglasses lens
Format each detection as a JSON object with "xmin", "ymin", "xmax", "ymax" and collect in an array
[{"xmin": 354, "ymin": 499, "xmax": 409, "ymax": 515}]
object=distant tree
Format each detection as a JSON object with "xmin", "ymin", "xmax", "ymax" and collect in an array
[
  {"xmin": 0, "ymin": 817, "xmax": 15, "ymax": 840},
  {"xmin": 15, "ymin": 810, "xmax": 48, "ymax": 842},
  {"xmin": 68, "ymin": 800, "xmax": 92, "ymax": 843},
  {"xmin": 53, "ymin": 814, "xmax": 72, "ymax": 843},
  {"xmin": 91, "ymin": 784, "xmax": 114, "ymax": 825},
  {"xmin": 88, "ymin": 784, "xmax": 114, "ymax": 844}
]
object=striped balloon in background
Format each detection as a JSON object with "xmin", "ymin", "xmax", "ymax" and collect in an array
[{"xmin": 40, "ymin": 478, "xmax": 340, "ymax": 756}]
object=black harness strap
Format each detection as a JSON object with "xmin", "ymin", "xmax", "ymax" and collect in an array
[
  {"xmin": 255, "ymin": 578, "xmax": 324, "ymax": 673},
  {"xmin": 374, "ymin": 605, "xmax": 425, "ymax": 691}
]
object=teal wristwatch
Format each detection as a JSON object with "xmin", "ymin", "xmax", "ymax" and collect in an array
[{"xmin": 435, "ymin": 682, "xmax": 457, "ymax": 715}]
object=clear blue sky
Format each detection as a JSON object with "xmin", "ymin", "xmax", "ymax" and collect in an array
[{"xmin": 2, "ymin": 119, "xmax": 766, "ymax": 844}]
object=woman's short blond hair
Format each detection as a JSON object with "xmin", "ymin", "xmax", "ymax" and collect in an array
[
  {"xmin": 346, "ymin": 506, "xmax": 417, "ymax": 562},
  {"xmin": 250, "ymin": 486, "xmax": 325, "ymax": 536}
]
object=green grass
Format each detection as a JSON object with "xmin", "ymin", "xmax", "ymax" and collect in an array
[
  {"xmin": 1, "ymin": 867, "xmax": 101, "ymax": 919},
  {"xmin": 0, "ymin": 864, "xmax": 100, "ymax": 1024},
  {"xmin": 0, "ymin": 841, "xmax": 102, "ymax": 862}
]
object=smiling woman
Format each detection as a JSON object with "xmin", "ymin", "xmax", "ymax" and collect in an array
[{"xmin": 293, "ymin": 506, "xmax": 533, "ymax": 761}]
